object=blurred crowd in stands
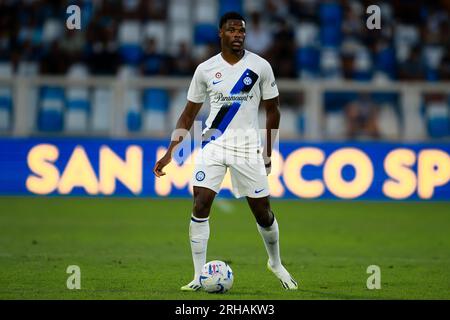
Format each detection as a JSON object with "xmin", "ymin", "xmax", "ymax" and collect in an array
[
  {"xmin": 0, "ymin": 0, "xmax": 449, "ymax": 80},
  {"xmin": 0, "ymin": 0, "xmax": 449, "ymax": 139}
]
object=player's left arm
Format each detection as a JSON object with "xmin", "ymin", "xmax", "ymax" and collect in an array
[{"xmin": 261, "ymin": 96, "xmax": 280, "ymax": 174}]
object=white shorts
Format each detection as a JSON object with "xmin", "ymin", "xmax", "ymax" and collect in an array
[{"xmin": 191, "ymin": 143, "xmax": 270, "ymax": 198}]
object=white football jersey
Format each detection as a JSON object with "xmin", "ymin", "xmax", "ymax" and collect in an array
[{"xmin": 187, "ymin": 50, "xmax": 279, "ymax": 154}]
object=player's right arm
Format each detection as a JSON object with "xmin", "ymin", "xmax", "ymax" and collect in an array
[{"xmin": 153, "ymin": 101, "xmax": 202, "ymax": 177}]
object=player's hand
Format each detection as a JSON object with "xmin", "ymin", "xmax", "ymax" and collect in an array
[{"xmin": 153, "ymin": 152, "xmax": 172, "ymax": 178}]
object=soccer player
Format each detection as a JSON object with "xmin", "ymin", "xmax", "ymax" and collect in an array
[{"xmin": 153, "ymin": 12, "xmax": 298, "ymax": 291}]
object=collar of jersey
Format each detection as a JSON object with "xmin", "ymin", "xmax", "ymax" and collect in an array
[{"xmin": 219, "ymin": 50, "xmax": 247, "ymax": 67}]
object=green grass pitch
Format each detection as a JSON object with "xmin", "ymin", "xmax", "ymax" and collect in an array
[{"xmin": 0, "ymin": 197, "xmax": 449, "ymax": 299}]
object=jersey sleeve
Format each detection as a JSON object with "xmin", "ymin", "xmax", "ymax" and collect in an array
[
  {"xmin": 187, "ymin": 65, "xmax": 207, "ymax": 103},
  {"xmin": 260, "ymin": 60, "xmax": 279, "ymax": 100}
]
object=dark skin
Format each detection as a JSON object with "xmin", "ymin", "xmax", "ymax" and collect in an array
[{"xmin": 153, "ymin": 19, "xmax": 280, "ymax": 227}]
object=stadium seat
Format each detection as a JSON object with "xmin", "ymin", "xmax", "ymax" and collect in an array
[
  {"xmin": 194, "ymin": 0, "xmax": 218, "ymax": 24},
  {"xmin": 168, "ymin": 22, "xmax": 193, "ymax": 55},
  {"xmin": 117, "ymin": 66, "xmax": 142, "ymax": 132},
  {"xmin": 424, "ymin": 45, "xmax": 444, "ymax": 82},
  {"xmin": 219, "ymin": 0, "xmax": 243, "ymax": 18},
  {"xmin": 142, "ymin": 88, "xmax": 170, "ymax": 134},
  {"xmin": 118, "ymin": 20, "xmax": 143, "ymax": 65},
  {"xmin": 377, "ymin": 103, "xmax": 400, "ymax": 139},
  {"xmin": 17, "ymin": 62, "xmax": 39, "ymax": 131},
  {"xmin": 0, "ymin": 63, "xmax": 13, "ymax": 131},
  {"xmin": 125, "ymin": 90, "xmax": 142, "ymax": 132},
  {"xmin": 0, "ymin": 63, "xmax": 13, "ymax": 77},
  {"xmin": 297, "ymin": 112, "xmax": 305, "ymax": 136},
  {"xmin": 194, "ymin": 24, "xmax": 219, "ymax": 45},
  {"xmin": 320, "ymin": 48, "xmax": 342, "ymax": 79},
  {"xmin": 192, "ymin": 45, "xmax": 210, "ymax": 60},
  {"xmin": 168, "ymin": 0, "xmax": 191, "ymax": 22},
  {"xmin": 118, "ymin": 20, "xmax": 142, "ymax": 44},
  {"xmin": 0, "ymin": 89, "xmax": 12, "ymax": 131},
  {"xmin": 379, "ymin": 2, "xmax": 393, "ymax": 21},
  {"xmin": 143, "ymin": 89, "xmax": 169, "ymax": 112},
  {"xmin": 38, "ymin": 87, "xmax": 65, "ymax": 132},
  {"xmin": 169, "ymin": 89, "xmax": 189, "ymax": 129},
  {"xmin": 319, "ymin": 2, "xmax": 342, "ymax": 48},
  {"xmin": 243, "ymin": 0, "xmax": 265, "ymax": 14},
  {"xmin": 375, "ymin": 45, "xmax": 396, "ymax": 79},
  {"xmin": 65, "ymin": 64, "xmax": 90, "ymax": 132},
  {"xmin": 426, "ymin": 102, "xmax": 450, "ymax": 138},
  {"xmin": 394, "ymin": 24, "xmax": 420, "ymax": 48},
  {"xmin": 119, "ymin": 44, "xmax": 143, "ymax": 65},
  {"xmin": 143, "ymin": 22, "xmax": 167, "ymax": 53},
  {"xmin": 395, "ymin": 43, "xmax": 411, "ymax": 64},
  {"xmin": 423, "ymin": 46, "xmax": 444, "ymax": 70},
  {"xmin": 279, "ymin": 108, "xmax": 300, "ymax": 138},
  {"xmin": 320, "ymin": 24, "xmax": 341, "ymax": 48},
  {"xmin": 325, "ymin": 111, "xmax": 346, "ymax": 139},
  {"xmin": 352, "ymin": 49, "xmax": 373, "ymax": 81},
  {"xmin": 18, "ymin": 25, "xmax": 43, "ymax": 46},
  {"xmin": 92, "ymin": 88, "xmax": 113, "ymax": 133},
  {"xmin": 295, "ymin": 23, "xmax": 319, "ymax": 48},
  {"xmin": 17, "ymin": 61, "xmax": 38, "ymax": 76},
  {"xmin": 80, "ymin": 0, "xmax": 94, "ymax": 29},
  {"xmin": 319, "ymin": 2, "xmax": 342, "ymax": 26},
  {"xmin": 296, "ymin": 47, "xmax": 320, "ymax": 79},
  {"xmin": 42, "ymin": 18, "xmax": 63, "ymax": 44}
]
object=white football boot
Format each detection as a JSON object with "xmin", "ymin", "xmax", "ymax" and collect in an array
[
  {"xmin": 180, "ymin": 279, "xmax": 202, "ymax": 292},
  {"xmin": 267, "ymin": 261, "xmax": 298, "ymax": 290}
]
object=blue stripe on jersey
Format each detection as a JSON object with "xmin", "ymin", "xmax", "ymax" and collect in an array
[{"xmin": 202, "ymin": 68, "xmax": 258, "ymax": 148}]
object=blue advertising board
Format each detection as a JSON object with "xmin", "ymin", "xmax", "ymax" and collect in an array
[{"xmin": 0, "ymin": 138, "xmax": 449, "ymax": 200}]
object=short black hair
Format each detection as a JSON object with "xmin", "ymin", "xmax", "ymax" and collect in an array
[{"xmin": 219, "ymin": 12, "xmax": 245, "ymax": 28}]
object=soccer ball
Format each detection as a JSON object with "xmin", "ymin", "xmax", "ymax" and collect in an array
[{"xmin": 199, "ymin": 260, "xmax": 233, "ymax": 293}]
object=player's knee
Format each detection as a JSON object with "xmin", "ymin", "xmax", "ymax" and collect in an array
[
  {"xmin": 255, "ymin": 209, "xmax": 273, "ymax": 227},
  {"xmin": 193, "ymin": 197, "xmax": 212, "ymax": 218},
  {"xmin": 253, "ymin": 204, "xmax": 273, "ymax": 227}
]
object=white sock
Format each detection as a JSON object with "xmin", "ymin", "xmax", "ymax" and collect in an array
[
  {"xmin": 257, "ymin": 216, "xmax": 282, "ymax": 269},
  {"xmin": 189, "ymin": 214, "xmax": 210, "ymax": 282}
]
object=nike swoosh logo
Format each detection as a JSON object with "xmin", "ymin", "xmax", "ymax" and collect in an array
[
  {"xmin": 212, "ymin": 80, "xmax": 223, "ymax": 85},
  {"xmin": 255, "ymin": 189, "xmax": 265, "ymax": 194}
]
